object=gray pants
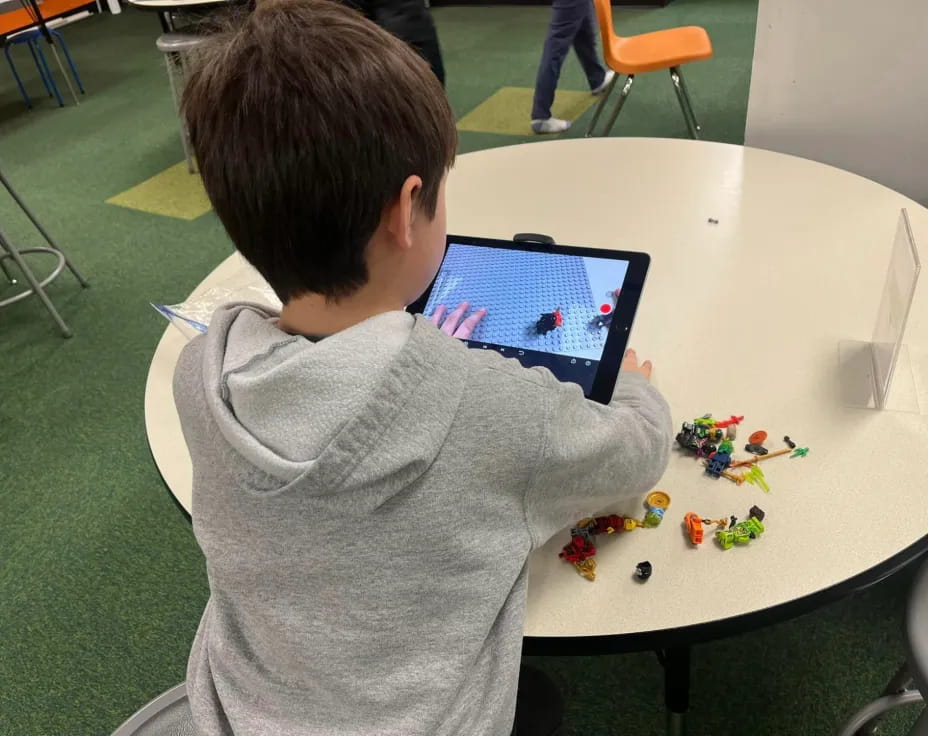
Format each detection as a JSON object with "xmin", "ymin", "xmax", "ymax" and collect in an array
[{"xmin": 531, "ymin": 0, "xmax": 606, "ymax": 120}]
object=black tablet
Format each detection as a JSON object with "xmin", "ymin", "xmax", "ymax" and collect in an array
[{"xmin": 408, "ymin": 235, "xmax": 650, "ymax": 404}]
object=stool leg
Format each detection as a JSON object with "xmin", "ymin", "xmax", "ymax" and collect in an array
[
  {"xmin": 0, "ymin": 242, "xmax": 18, "ymax": 284},
  {"xmin": 164, "ymin": 53, "xmax": 196, "ymax": 173},
  {"xmin": 670, "ymin": 66, "xmax": 700, "ymax": 140},
  {"xmin": 0, "ymin": 228, "xmax": 72, "ymax": 337},
  {"xmin": 51, "ymin": 31, "xmax": 84, "ymax": 95},
  {"xmin": 27, "ymin": 40, "xmax": 54, "ymax": 99},
  {"xmin": 4, "ymin": 45, "xmax": 33, "ymax": 108},
  {"xmin": 48, "ymin": 42, "xmax": 80, "ymax": 105},
  {"xmin": 601, "ymin": 74, "xmax": 635, "ymax": 137},
  {"xmin": 0, "ymin": 169, "xmax": 88, "ymax": 287},
  {"xmin": 32, "ymin": 42, "xmax": 64, "ymax": 106},
  {"xmin": 585, "ymin": 72, "xmax": 618, "ymax": 138}
]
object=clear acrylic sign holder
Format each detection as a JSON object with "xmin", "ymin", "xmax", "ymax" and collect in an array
[{"xmin": 839, "ymin": 209, "xmax": 921, "ymax": 412}]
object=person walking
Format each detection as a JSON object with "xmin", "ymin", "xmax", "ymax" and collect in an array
[{"xmin": 531, "ymin": 0, "xmax": 614, "ymax": 134}]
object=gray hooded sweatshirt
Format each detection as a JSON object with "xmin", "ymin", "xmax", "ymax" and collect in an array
[{"xmin": 174, "ymin": 303, "xmax": 672, "ymax": 736}]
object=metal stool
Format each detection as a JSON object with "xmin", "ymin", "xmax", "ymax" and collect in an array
[
  {"xmin": 111, "ymin": 683, "xmax": 194, "ymax": 736},
  {"xmin": 155, "ymin": 33, "xmax": 208, "ymax": 174},
  {"xmin": 0, "ymin": 168, "xmax": 88, "ymax": 338},
  {"xmin": 838, "ymin": 558, "xmax": 928, "ymax": 736},
  {"xmin": 4, "ymin": 26, "xmax": 84, "ymax": 108}
]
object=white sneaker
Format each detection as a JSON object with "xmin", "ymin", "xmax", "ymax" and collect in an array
[
  {"xmin": 531, "ymin": 118, "xmax": 572, "ymax": 134},
  {"xmin": 591, "ymin": 70, "xmax": 615, "ymax": 95}
]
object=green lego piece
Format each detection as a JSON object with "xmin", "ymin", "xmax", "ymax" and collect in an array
[
  {"xmin": 693, "ymin": 416, "xmax": 715, "ymax": 427},
  {"xmin": 791, "ymin": 447, "xmax": 809, "ymax": 458},
  {"xmin": 743, "ymin": 465, "xmax": 770, "ymax": 493},
  {"xmin": 716, "ymin": 516, "xmax": 765, "ymax": 550},
  {"xmin": 718, "ymin": 440, "xmax": 734, "ymax": 454}
]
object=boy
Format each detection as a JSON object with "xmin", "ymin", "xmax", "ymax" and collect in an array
[{"xmin": 175, "ymin": 1, "xmax": 671, "ymax": 734}]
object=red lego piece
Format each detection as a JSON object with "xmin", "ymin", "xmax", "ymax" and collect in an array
[
  {"xmin": 713, "ymin": 415, "xmax": 744, "ymax": 429},
  {"xmin": 590, "ymin": 514, "xmax": 624, "ymax": 535},
  {"xmin": 553, "ymin": 308, "xmax": 563, "ymax": 327},
  {"xmin": 559, "ymin": 535, "xmax": 597, "ymax": 563}
]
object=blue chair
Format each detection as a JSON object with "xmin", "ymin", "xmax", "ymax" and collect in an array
[{"xmin": 4, "ymin": 26, "xmax": 84, "ymax": 108}]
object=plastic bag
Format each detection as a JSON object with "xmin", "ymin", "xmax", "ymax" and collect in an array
[{"xmin": 153, "ymin": 282, "xmax": 281, "ymax": 340}]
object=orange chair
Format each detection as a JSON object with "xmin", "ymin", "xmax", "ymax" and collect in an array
[{"xmin": 586, "ymin": 0, "xmax": 713, "ymax": 138}]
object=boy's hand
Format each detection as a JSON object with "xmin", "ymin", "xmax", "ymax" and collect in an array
[
  {"xmin": 430, "ymin": 302, "xmax": 487, "ymax": 339},
  {"xmin": 622, "ymin": 348, "xmax": 652, "ymax": 380}
]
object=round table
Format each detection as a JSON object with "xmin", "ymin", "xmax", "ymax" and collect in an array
[{"xmin": 145, "ymin": 137, "xmax": 928, "ymax": 730}]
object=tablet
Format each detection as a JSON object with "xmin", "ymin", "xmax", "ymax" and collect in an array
[{"xmin": 408, "ymin": 235, "xmax": 650, "ymax": 404}]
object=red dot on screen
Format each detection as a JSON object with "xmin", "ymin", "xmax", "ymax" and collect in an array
[{"xmin": 600, "ymin": 304, "xmax": 612, "ymax": 314}]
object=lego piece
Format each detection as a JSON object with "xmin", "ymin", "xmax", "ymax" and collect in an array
[
  {"xmin": 729, "ymin": 515, "xmax": 738, "ymax": 529},
  {"xmin": 791, "ymin": 447, "xmax": 809, "ymax": 458},
  {"xmin": 624, "ymin": 518, "xmax": 640, "ymax": 531},
  {"xmin": 707, "ymin": 218, "xmax": 719, "ymax": 224},
  {"xmin": 646, "ymin": 491, "xmax": 671, "ymax": 509},
  {"xmin": 749, "ymin": 505, "xmax": 765, "ymax": 522},
  {"xmin": 705, "ymin": 451, "xmax": 732, "ymax": 478},
  {"xmin": 742, "ymin": 465, "xmax": 770, "ymax": 493},
  {"xmin": 559, "ymin": 534, "xmax": 596, "ymax": 564},
  {"xmin": 748, "ymin": 430, "xmax": 768, "ymax": 445},
  {"xmin": 676, "ymin": 422, "xmax": 700, "ymax": 451},
  {"xmin": 536, "ymin": 308, "xmax": 563, "ymax": 335},
  {"xmin": 713, "ymin": 415, "xmax": 743, "ymax": 429},
  {"xmin": 783, "ymin": 436, "xmax": 796, "ymax": 449},
  {"xmin": 730, "ymin": 447, "xmax": 792, "ymax": 468},
  {"xmin": 684, "ymin": 512, "xmax": 704, "ymax": 545},
  {"xmin": 573, "ymin": 559, "xmax": 597, "ymax": 580},
  {"xmin": 718, "ymin": 439, "xmax": 734, "ymax": 454},
  {"xmin": 744, "ymin": 443, "xmax": 769, "ymax": 456},
  {"xmin": 635, "ymin": 561, "xmax": 653, "ymax": 581},
  {"xmin": 726, "ymin": 424, "xmax": 738, "ymax": 440},
  {"xmin": 716, "ymin": 516, "xmax": 765, "ymax": 550}
]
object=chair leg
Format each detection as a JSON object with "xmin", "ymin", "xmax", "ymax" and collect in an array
[
  {"xmin": 31, "ymin": 41, "xmax": 64, "ymax": 106},
  {"xmin": 600, "ymin": 74, "xmax": 635, "ymax": 137},
  {"xmin": 51, "ymin": 31, "xmax": 85, "ymax": 95},
  {"xmin": 0, "ymin": 229, "xmax": 73, "ymax": 337},
  {"xmin": 0, "ymin": 168, "xmax": 88, "ymax": 288},
  {"xmin": 837, "ymin": 691, "xmax": 924, "ymax": 736},
  {"xmin": 585, "ymin": 72, "xmax": 618, "ymax": 138},
  {"xmin": 4, "ymin": 44, "xmax": 32, "ymax": 108},
  {"xmin": 911, "ymin": 705, "xmax": 928, "ymax": 736},
  {"xmin": 670, "ymin": 66, "xmax": 700, "ymax": 139},
  {"xmin": 857, "ymin": 663, "xmax": 914, "ymax": 736}
]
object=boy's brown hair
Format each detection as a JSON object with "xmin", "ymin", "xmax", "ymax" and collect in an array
[{"xmin": 182, "ymin": 0, "xmax": 457, "ymax": 302}]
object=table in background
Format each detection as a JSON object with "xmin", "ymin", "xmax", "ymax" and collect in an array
[{"xmin": 145, "ymin": 137, "xmax": 928, "ymax": 734}]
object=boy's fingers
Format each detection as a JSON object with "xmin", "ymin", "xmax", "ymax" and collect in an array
[
  {"xmin": 430, "ymin": 305, "xmax": 447, "ymax": 326},
  {"xmin": 641, "ymin": 360, "xmax": 653, "ymax": 378},
  {"xmin": 440, "ymin": 302, "xmax": 469, "ymax": 335},
  {"xmin": 455, "ymin": 308, "xmax": 487, "ymax": 339}
]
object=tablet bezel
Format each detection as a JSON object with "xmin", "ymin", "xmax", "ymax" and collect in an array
[{"xmin": 407, "ymin": 234, "xmax": 651, "ymax": 404}]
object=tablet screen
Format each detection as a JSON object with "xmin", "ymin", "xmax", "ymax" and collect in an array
[{"xmin": 422, "ymin": 242, "xmax": 631, "ymax": 395}]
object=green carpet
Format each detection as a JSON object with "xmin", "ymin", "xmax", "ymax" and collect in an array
[{"xmin": 0, "ymin": 2, "xmax": 922, "ymax": 735}]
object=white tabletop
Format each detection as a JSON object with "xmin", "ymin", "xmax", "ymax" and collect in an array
[{"xmin": 146, "ymin": 138, "xmax": 928, "ymax": 645}]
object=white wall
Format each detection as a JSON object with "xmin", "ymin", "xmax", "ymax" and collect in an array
[{"xmin": 745, "ymin": 0, "xmax": 928, "ymax": 204}]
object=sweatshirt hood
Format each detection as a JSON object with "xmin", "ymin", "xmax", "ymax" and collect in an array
[{"xmin": 199, "ymin": 303, "xmax": 463, "ymax": 507}]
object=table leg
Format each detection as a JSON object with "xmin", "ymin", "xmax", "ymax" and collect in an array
[{"xmin": 657, "ymin": 646, "xmax": 690, "ymax": 736}]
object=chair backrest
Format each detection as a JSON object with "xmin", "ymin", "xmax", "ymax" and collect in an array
[
  {"xmin": 591, "ymin": 0, "xmax": 621, "ymax": 70},
  {"xmin": 907, "ymin": 557, "xmax": 928, "ymax": 695}
]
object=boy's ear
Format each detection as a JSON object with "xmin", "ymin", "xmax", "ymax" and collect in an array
[{"xmin": 384, "ymin": 175, "xmax": 423, "ymax": 250}]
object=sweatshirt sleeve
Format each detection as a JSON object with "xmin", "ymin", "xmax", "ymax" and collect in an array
[{"xmin": 523, "ymin": 371, "xmax": 673, "ymax": 547}]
